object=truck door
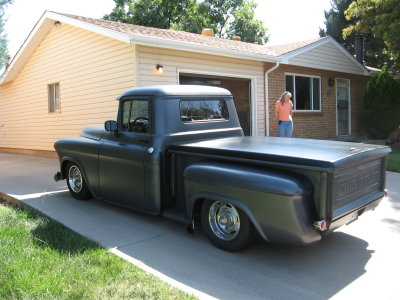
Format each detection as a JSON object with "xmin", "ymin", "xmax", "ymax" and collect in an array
[{"xmin": 99, "ymin": 99, "xmax": 150, "ymax": 211}]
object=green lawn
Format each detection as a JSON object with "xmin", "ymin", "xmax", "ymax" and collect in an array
[
  {"xmin": 387, "ymin": 144, "xmax": 400, "ymax": 172},
  {"xmin": 0, "ymin": 202, "xmax": 196, "ymax": 300}
]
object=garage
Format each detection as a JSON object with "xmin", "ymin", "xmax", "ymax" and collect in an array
[{"xmin": 179, "ymin": 73, "xmax": 252, "ymax": 136}]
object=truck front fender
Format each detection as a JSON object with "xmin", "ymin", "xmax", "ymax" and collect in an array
[{"xmin": 184, "ymin": 161, "xmax": 321, "ymax": 245}]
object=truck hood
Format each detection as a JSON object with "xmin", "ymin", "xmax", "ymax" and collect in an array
[
  {"xmin": 170, "ymin": 136, "xmax": 391, "ymax": 171},
  {"xmin": 80, "ymin": 125, "xmax": 107, "ymax": 141}
]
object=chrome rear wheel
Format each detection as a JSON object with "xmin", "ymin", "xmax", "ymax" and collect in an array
[
  {"xmin": 201, "ymin": 199, "xmax": 254, "ymax": 252},
  {"xmin": 208, "ymin": 201, "xmax": 240, "ymax": 241}
]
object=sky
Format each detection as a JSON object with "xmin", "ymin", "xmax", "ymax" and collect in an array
[{"xmin": 4, "ymin": 0, "xmax": 332, "ymax": 59}]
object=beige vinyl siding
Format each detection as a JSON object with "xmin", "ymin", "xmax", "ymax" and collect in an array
[
  {"xmin": 286, "ymin": 43, "xmax": 364, "ymax": 75},
  {"xmin": 137, "ymin": 45, "xmax": 266, "ymax": 135},
  {"xmin": 0, "ymin": 23, "xmax": 136, "ymax": 151}
]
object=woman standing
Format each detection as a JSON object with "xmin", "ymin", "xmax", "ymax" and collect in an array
[{"xmin": 275, "ymin": 91, "xmax": 293, "ymax": 137}]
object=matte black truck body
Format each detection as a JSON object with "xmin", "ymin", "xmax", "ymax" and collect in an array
[{"xmin": 54, "ymin": 85, "xmax": 390, "ymax": 251}]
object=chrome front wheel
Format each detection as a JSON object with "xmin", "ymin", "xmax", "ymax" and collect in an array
[
  {"xmin": 68, "ymin": 165, "xmax": 83, "ymax": 193},
  {"xmin": 66, "ymin": 162, "xmax": 92, "ymax": 200}
]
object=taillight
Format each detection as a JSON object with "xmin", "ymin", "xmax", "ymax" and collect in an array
[{"xmin": 313, "ymin": 220, "xmax": 327, "ymax": 231}]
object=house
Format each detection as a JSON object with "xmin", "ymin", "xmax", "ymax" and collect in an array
[{"xmin": 0, "ymin": 11, "xmax": 372, "ymax": 157}]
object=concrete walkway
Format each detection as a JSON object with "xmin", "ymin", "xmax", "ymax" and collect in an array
[{"xmin": 1, "ymin": 152, "xmax": 400, "ymax": 300}]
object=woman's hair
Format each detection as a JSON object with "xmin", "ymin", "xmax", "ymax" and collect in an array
[{"xmin": 279, "ymin": 91, "xmax": 292, "ymax": 104}]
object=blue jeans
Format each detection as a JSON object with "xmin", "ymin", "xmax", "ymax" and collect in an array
[{"xmin": 278, "ymin": 121, "xmax": 293, "ymax": 137}]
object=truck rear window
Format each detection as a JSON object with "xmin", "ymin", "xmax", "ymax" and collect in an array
[{"xmin": 180, "ymin": 100, "xmax": 229, "ymax": 122}]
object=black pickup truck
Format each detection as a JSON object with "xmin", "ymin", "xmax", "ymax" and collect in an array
[{"xmin": 54, "ymin": 85, "xmax": 390, "ymax": 251}]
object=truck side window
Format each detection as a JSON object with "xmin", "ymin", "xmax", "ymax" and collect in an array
[
  {"xmin": 122, "ymin": 100, "xmax": 149, "ymax": 133},
  {"xmin": 180, "ymin": 99, "xmax": 229, "ymax": 122}
]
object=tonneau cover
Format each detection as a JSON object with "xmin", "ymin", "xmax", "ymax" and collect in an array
[{"xmin": 169, "ymin": 136, "xmax": 390, "ymax": 171}]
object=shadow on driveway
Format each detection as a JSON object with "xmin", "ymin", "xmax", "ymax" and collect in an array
[{"xmin": 19, "ymin": 190, "xmax": 372, "ymax": 300}]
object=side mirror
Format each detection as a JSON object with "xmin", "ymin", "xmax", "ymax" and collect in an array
[{"xmin": 104, "ymin": 120, "xmax": 118, "ymax": 132}]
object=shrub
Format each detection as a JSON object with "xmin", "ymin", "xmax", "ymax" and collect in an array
[{"xmin": 361, "ymin": 67, "xmax": 400, "ymax": 139}]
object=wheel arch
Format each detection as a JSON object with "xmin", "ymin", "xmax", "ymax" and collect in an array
[
  {"xmin": 60, "ymin": 157, "xmax": 96, "ymax": 197},
  {"xmin": 60, "ymin": 157, "xmax": 82, "ymax": 178},
  {"xmin": 188, "ymin": 193, "xmax": 267, "ymax": 241}
]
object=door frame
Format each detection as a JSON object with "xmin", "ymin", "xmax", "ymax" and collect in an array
[{"xmin": 335, "ymin": 78, "xmax": 351, "ymax": 136}]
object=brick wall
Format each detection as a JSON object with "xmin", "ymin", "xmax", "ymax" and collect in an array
[
  {"xmin": 265, "ymin": 63, "xmax": 370, "ymax": 139},
  {"xmin": 219, "ymin": 79, "xmax": 251, "ymax": 135}
]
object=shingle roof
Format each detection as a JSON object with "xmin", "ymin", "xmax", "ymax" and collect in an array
[
  {"xmin": 57, "ymin": 12, "xmax": 323, "ymax": 58},
  {"xmin": 2, "ymin": 11, "xmax": 369, "ymax": 86},
  {"xmin": 265, "ymin": 37, "xmax": 329, "ymax": 56}
]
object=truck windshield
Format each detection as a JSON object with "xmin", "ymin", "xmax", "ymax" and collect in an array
[{"xmin": 180, "ymin": 99, "xmax": 229, "ymax": 123}]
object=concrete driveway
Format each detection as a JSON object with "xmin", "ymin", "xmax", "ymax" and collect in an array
[{"xmin": 1, "ymin": 152, "xmax": 399, "ymax": 300}]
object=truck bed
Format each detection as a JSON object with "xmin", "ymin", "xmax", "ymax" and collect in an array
[
  {"xmin": 169, "ymin": 136, "xmax": 390, "ymax": 171},
  {"xmin": 170, "ymin": 136, "xmax": 390, "ymax": 226}
]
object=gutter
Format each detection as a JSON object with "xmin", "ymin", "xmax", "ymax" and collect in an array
[{"xmin": 264, "ymin": 61, "xmax": 280, "ymax": 136}]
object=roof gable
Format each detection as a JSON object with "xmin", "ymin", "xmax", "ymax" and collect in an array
[{"xmin": 275, "ymin": 37, "xmax": 370, "ymax": 75}]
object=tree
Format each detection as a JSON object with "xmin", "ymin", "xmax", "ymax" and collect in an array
[
  {"xmin": 319, "ymin": 0, "xmax": 354, "ymax": 50},
  {"xmin": 104, "ymin": 0, "xmax": 196, "ymax": 29},
  {"xmin": 104, "ymin": 0, "xmax": 268, "ymax": 44},
  {"xmin": 319, "ymin": 0, "xmax": 393, "ymax": 72},
  {"xmin": 361, "ymin": 67, "xmax": 400, "ymax": 139},
  {"xmin": 344, "ymin": 0, "xmax": 399, "ymax": 74},
  {"xmin": 203, "ymin": 0, "xmax": 268, "ymax": 44},
  {"xmin": 0, "ymin": 0, "xmax": 13, "ymax": 70}
]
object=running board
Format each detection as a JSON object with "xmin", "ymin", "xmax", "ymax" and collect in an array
[{"xmin": 162, "ymin": 207, "xmax": 190, "ymax": 224}]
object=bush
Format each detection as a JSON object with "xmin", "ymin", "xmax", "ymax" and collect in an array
[{"xmin": 361, "ymin": 67, "xmax": 400, "ymax": 139}]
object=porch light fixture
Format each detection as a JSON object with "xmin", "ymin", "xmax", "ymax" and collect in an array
[
  {"xmin": 156, "ymin": 64, "xmax": 163, "ymax": 73},
  {"xmin": 328, "ymin": 78, "xmax": 335, "ymax": 86}
]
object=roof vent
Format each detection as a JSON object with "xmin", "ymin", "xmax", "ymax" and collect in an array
[
  {"xmin": 201, "ymin": 28, "xmax": 214, "ymax": 37},
  {"xmin": 232, "ymin": 36, "xmax": 241, "ymax": 41}
]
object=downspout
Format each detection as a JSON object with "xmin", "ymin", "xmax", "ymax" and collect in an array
[{"xmin": 265, "ymin": 61, "xmax": 280, "ymax": 136}]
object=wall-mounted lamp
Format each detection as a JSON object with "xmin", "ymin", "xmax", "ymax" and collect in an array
[
  {"xmin": 53, "ymin": 21, "xmax": 61, "ymax": 28},
  {"xmin": 156, "ymin": 64, "xmax": 163, "ymax": 74},
  {"xmin": 328, "ymin": 78, "xmax": 335, "ymax": 86}
]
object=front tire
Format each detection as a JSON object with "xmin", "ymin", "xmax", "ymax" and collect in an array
[
  {"xmin": 201, "ymin": 199, "xmax": 254, "ymax": 252},
  {"xmin": 66, "ymin": 162, "xmax": 92, "ymax": 200}
]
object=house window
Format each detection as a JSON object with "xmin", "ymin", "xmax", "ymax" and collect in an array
[
  {"xmin": 285, "ymin": 74, "xmax": 321, "ymax": 111},
  {"xmin": 48, "ymin": 83, "xmax": 60, "ymax": 113}
]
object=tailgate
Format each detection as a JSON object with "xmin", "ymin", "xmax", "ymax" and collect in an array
[{"xmin": 331, "ymin": 157, "xmax": 386, "ymax": 220}]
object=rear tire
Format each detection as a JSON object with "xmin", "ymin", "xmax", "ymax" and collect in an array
[
  {"xmin": 201, "ymin": 199, "xmax": 254, "ymax": 252},
  {"xmin": 66, "ymin": 162, "xmax": 92, "ymax": 200}
]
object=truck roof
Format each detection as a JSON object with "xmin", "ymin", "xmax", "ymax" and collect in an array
[{"xmin": 117, "ymin": 85, "xmax": 232, "ymax": 99}]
